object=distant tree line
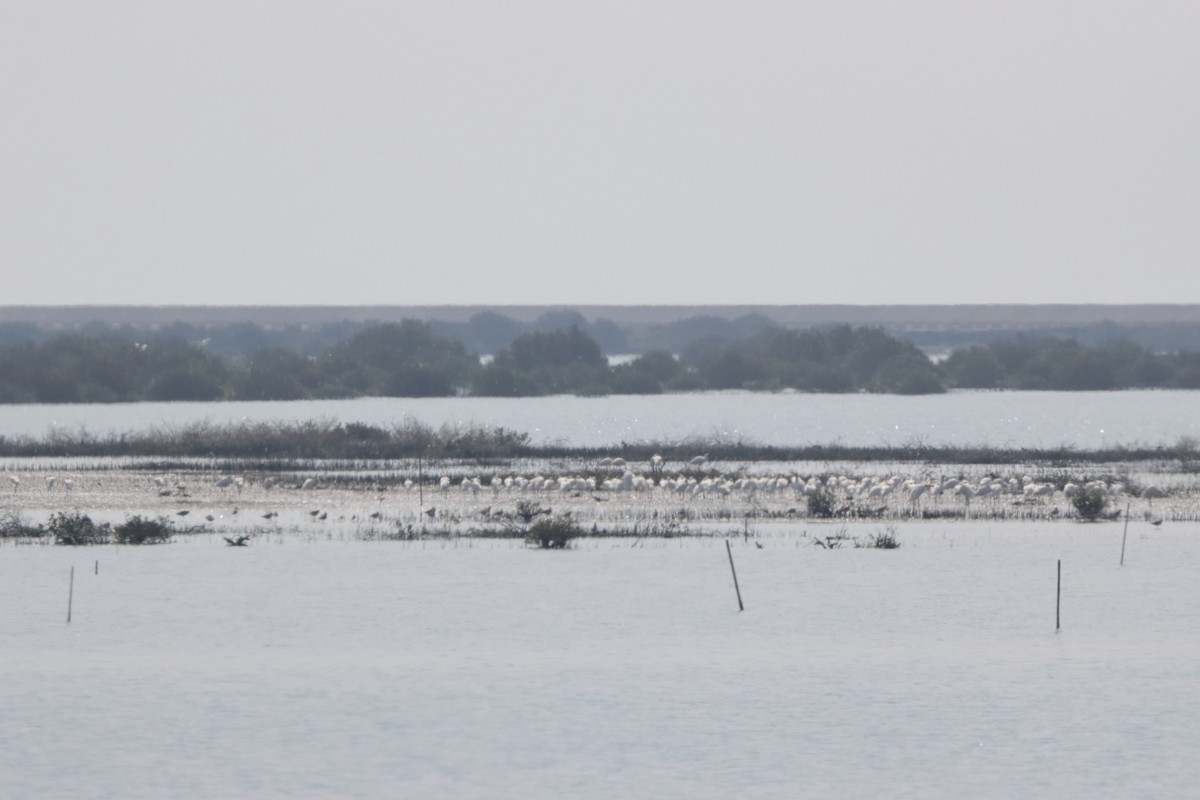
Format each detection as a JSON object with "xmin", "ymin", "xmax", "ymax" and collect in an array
[
  {"xmin": 5, "ymin": 309, "xmax": 1200, "ymax": 362},
  {"xmin": 1, "ymin": 322, "xmax": 1199, "ymax": 403},
  {"xmin": 941, "ymin": 336, "xmax": 1200, "ymax": 390},
  {"xmin": 0, "ymin": 309, "xmax": 785, "ymax": 360}
]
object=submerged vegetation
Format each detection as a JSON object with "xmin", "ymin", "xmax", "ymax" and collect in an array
[{"xmin": 2, "ymin": 317, "xmax": 1199, "ymax": 403}]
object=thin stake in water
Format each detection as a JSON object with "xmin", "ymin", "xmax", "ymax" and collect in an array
[
  {"xmin": 1120, "ymin": 502, "xmax": 1131, "ymax": 565},
  {"xmin": 726, "ymin": 539, "xmax": 744, "ymax": 612},
  {"xmin": 1056, "ymin": 559, "xmax": 1061, "ymax": 631},
  {"xmin": 67, "ymin": 566, "xmax": 74, "ymax": 623}
]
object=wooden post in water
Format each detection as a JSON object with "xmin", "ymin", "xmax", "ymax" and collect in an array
[
  {"xmin": 1056, "ymin": 559, "xmax": 1061, "ymax": 631},
  {"xmin": 1120, "ymin": 502, "xmax": 1131, "ymax": 566},
  {"xmin": 67, "ymin": 566, "xmax": 75, "ymax": 623},
  {"xmin": 418, "ymin": 452, "xmax": 424, "ymax": 510},
  {"xmin": 94, "ymin": 559, "xmax": 98, "ymax": 575},
  {"xmin": 726, "ymin": 539, "xmax": 744, "ymax": 612}
]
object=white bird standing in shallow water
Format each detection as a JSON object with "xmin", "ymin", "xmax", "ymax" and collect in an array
[{"xmin": 7, "ymin": 475, "xmax": 19, "ymax": 490}]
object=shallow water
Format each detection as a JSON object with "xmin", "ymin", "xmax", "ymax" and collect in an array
[
  {"xmin": 3, "ymin": 389, "xmax": 1198, "ymax": 448},
  {"xmin": 4, "ymin": 526, "xmax": 1198, "ymax": 798}
]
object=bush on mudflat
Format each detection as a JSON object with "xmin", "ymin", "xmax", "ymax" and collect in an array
[
  {"xmin": 807, "ymin": 488, "xmax": 836, "ymax": 519},
  {"xmin": 1071, "ymin": 488, "xmax": 1110, "ymax": 521},
  {"xmin": 526, "ymin": 516, "xmax": 582, "ymax": 549},
  {"xmin": 0, "ymin": 509, "xmax": 45, "ymax": 539},
  {"xmin": 114, "ymin": 515, "xmax": 174, "ymax": 545},
  {"xmin": 50, "ymin": 512, "xmax": 110, "ymax": 545}
]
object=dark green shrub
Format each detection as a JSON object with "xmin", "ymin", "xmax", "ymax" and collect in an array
[
  {"xmin": 806, "ymin": 488, "xmax": 835, "ymax": 519},
  {"xmin": 0, "ymin": 510, "xmax": 45, "ymax": 539},
  {"xmin": 50, "ymin": 512, "xmax": 110, "ymax": 545},
  {"xmin": 1071, "ymin": 488, "xmax": 1109, "ymax": 521},
  {"xmin": 114, "ymin": 515, "xmax": 174, "ymax": 545},
  {"xmin": 526, "ymin": 516, "xmax": 582, "ymax": 549},
  {"xmin": 515, "ymin": 499, "xmax": 546, "ymax": 523}
]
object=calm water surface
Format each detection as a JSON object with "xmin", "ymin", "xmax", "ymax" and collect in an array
[
  {"xmin": 2, "ymin": 389, "xmax": 1197, "ymax": 448},
  {"xmin": 3, "ymin": 526, "xmax": 1199, "ymax": 798}
]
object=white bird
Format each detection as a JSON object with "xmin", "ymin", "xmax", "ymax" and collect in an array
[
  {"xmin": 689, "ymin": 455, "xmax": 708, "ymax": 466},
  {"xmin": 7, "ymin": 475, "xmax": 19, "ymax": 490}
]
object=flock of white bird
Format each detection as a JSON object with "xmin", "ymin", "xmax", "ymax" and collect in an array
[
  {"xmin": 3, "ymin": 459, "xmax": 1143, "ymax": 510},
  {"xmin": 3, "ymin": 458, "xmax": 1159, "ymax": 528},
  {"xmin": 7, "ymin": 474, "xmax": 75, "ymax": 492},
  {"xmin": 396, "ymin": 462, "xmax": 1135, "ymax": 508}
]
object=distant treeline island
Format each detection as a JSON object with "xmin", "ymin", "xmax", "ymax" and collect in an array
[{"xmin": 2, "ymin": 315, "xmax": 1200, "ymax": 404}]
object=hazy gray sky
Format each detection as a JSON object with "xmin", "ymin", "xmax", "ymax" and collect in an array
[{"xmin": 3, "ymin": 1, "xmax": 1197, "ymax": 306}]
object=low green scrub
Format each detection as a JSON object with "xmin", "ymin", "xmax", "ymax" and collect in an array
[
  {"xmin": 1, "ymin": 423, "xmax": 1199, "ymax": 465},
  {"xmin": 0, "ymin": 509, "xmax": 45, "ymax": 539},
  {"xmin": 526, "ymin": 516, "xmax": 582, "ymax": 549},
  {"xmin": 114, "ymin": 515, "xmax": 174, "ymax": 545},
  {"xmin": 1071, "ymin": 488, "xmax": 1110, "ymax": 521},
  {"xmin": 806, "ymin": 488, "xmax": 836, "ymax": 519},
  {"xmin": 50, "ymin": 512, "xmax": 110, "ymax": 545}
]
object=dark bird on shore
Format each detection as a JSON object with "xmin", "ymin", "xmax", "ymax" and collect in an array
[
  {"xmin": 424, "ymin": 507, "xmax": 436, "ymax": 518},
  {"xmin": 755, "ymin": 541, "xmax": 764, "ymax": 549},
  {"xmin": 224, "ymin": 535, "xmax": 250, "ymax": 547},
  {"xmin": 1151, "ymin": 518, "xmax": 1164, "ymax": 526},
  {"xmin": 205, "ymin": 514, "xmax": 215, "ymax": 522},
  {"xmin": 318, "ymin": 511, "xmax": 327, "ymax": 520},
  {"xmin": 176, "ymin": 510, "xmax": 190, "ymax": 517},
  {"xmin": 262, "ymin": 511, "xmax": 277, "ymax": 520},
  {"xmin": 369, "ymin": 511, "xmax": 383, "ymax": 520},
  {"xmin": 309, "ymin": 509, "xmax": 321, "ymax": 517}
]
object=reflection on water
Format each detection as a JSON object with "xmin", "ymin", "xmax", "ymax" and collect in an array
[{"xmin": 0, "ymin": 389, "xmax": 1196, "ymax": 448}]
